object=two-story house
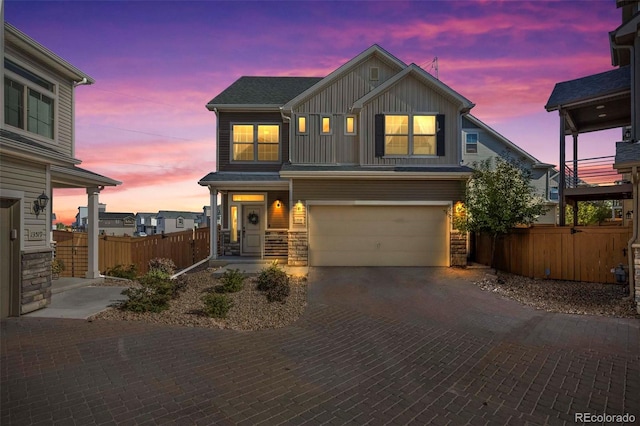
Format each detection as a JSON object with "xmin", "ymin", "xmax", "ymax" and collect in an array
[
  {"xmin": 135, "ymin": 212, "xmax": 157, "ymax": 236},
  {"xmin": 1, "ymin": 21, "xmax": 120, "ymax": 317},
  {"xmin": 98, "ymin": 212, "xmax": 135, "ymax": 236},
  {"xmin": 156, "ymin": 210, "xmax": 200, "ymax": 234},
  {"xmin": 462, "ymin": 115, "xmax": 559, "ymax": 224},
  {"xmin": 200, "ymin": 45, "xmax": 479, "ymax": 267}
]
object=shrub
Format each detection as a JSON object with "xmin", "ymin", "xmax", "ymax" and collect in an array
[
  {"xmin": 257, "ymin": 263, "xmax": 290, "ymax": 303},
  {"xmin": 120, "ymin": 286, "xmax": 170, "ymax": 313},
  {"xmin": 51, "ymin": 258, "xmax": 65, "ymax": 275},
  {"xmin": 217, "ymin": 268, "xmax": 245, "ymax": 293},
  {"xmin": 148, "ymin": 258, "xmax": 176, "ymax": 276},
  {"xmin": 105, "ymin": 264, "xmax": 137, "ymax": 280},
  {"xmin": 202, "ymin": 293, "xmax": 233, "ymax": 318}
]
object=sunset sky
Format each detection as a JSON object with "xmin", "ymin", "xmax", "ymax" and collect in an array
[{"xmin": 5, "ymin": 0, "xmax": 623, "ymax": 225}]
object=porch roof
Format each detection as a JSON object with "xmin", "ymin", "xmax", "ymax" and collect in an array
[
  {"xmin": 279, "ymin": 164, "xmax": 472, "ymax": 179},
  {"xmin": 51, "ymin": 165, "xmax": 121, "ymax": 189},
  {"xmin": 198, "ymin": 172, "xmax": 288, "ymax": 190}
]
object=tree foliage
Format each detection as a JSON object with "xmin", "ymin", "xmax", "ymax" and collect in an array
[
  {"xmin": 565, "ymin": 201, "xmax": 612, "ymax": 225},
  {"xmin": 453, "ymin": 158, "xmax": 549, "ymax": 268}
]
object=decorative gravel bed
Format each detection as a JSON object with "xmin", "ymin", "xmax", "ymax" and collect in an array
[
  {"xmin": 474, "ymin": 272, "xmax": 639, "ymax": 319},
  {"xmin": 90, "ymin": 268, "xmax": 308, "ymax": 330}
]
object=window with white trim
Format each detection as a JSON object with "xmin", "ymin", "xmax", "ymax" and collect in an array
[
  {"xmin": 4, "ymin": 58, "xmax": 55, "ymax": 139},
  {"xmin": 231, "ymin": 123, "xmax": 280, "ymax": 162},
  {"xmin": 177, "ymin": 217, "xmax": 184, "ymax": 228},
  {"xmin": 465, "ymin": 132, "xmax": 478, "ymax": 154}
]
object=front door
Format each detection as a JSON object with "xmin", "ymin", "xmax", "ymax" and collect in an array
[
  {"xmin": 241, "ymin": 205, "xmax": 263, "ymax": 256},
  {"xmin": 1, "ymin": 199, "xmax": 18, "ymax": 318}
]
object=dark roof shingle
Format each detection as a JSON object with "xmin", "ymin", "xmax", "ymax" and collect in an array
[
  {"xmin": 207, "ymin": 76, "xmax": 323, "ymax": 106},
  {"xmin": 545, "ymin": 66, "xmax": 630, "ymax": 110}
]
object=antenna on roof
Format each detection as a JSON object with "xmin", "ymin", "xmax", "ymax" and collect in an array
[{"xmin": 420, "ymin": 56, "xmax": 439, "ymax": 80}]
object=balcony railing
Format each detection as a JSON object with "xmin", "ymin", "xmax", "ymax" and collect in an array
[{"xmin": 563, "ymin": 155, "xmax": 624, "ymax": 188}]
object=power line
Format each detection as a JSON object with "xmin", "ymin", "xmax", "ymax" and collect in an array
[{"xmin": 78, "ymin": 123, "xmax": 194, "ymax": 141}]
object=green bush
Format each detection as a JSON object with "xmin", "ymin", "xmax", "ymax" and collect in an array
[
  {"xmin": 120, "ymin": 286, "xmax": 170, "ymax": 313},
  {"xmin": 202, "ymin": 293, "xmax": 233, "ymax": 318},
  {"xmin": 257, "ymin": 263, "xmax": 290, "ymax": 303},
  {"xmin": 217, "ymin": 268, "xmax": 245, "ymax": 293},
  {"xmin": 148, "ymin": 258, "xmax": 177, "ymax": 275},
  {"xmin": 105, "ymin": 264, "xmax": 137, "ymax": 280}
]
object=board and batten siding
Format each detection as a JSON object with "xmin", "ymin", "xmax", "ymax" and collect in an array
[
  {"xmin": 217, "ymin": 111, "xmax": 289, "ymax": 172},
  {"xmin": 360, "ymin": 76, "xmax": 461, "ymax": 166},
  {"xmin": 292, "ymin": 179, "xmax": 465, "ymax": 202},
  {"xmin": 291, "ymin": 56, "xmax": 401, "ymax": 165},
  {"xmin": 0, "ymin": 156, "xmax": 48, "ymax": 250},
  {"xmin": 5, "ymin": 44, "xmax": 75, "ymax": 158}
]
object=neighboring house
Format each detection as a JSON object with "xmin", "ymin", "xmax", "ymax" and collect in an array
[
  {"xmin": 156, "ymin": 211, "xmax": 199, "ymax": 234},
  {"xmin": 98, "ymin": 212, "xmax": 135, "ymax": 236},
  {"xmin": 74, "ymin": 203, "xmax": 106, "ymax": 231},
  {"xmin": 0, "ymin": 20, "xmax": 120, "ymax": 317},
  {"xmin": 462, "ymin": 115, "xmax": 559, "ymax": 224},
  {"xmin": 199, "ymin": 44, "xmax": 477, "ymax": 267},
  {"xmin": 135, "ymin": 212, "xmax": 157, "ymax": 235},
  {"xmin": 546, "ymin": 0, "xmax": 639, "ymax": 309}
]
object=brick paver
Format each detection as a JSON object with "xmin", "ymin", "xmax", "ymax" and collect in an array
[{"xmin": 2, "ymin": 267, "xmax": 639, "ymax": 425}]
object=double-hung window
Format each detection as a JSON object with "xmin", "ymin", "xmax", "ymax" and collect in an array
[
  {"xmin": 465, "ymin": 132, "xmax": 478, "ymax": 154},
  {"xmin": 231, "ymin": 123, "xmax": 280, "ymax": 162},
  {"xmin": 4, "ymin": 58, "xmax": 55, "ymax": 139},
  {"xmin": 379, "ymin": 114, "xmax": 440, "ymax": 156}
]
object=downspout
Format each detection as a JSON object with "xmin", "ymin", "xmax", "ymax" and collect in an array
[
  {"xmin": 280, "ymin": 107, "xmax": 292, "ymax": 163},
  {"xmin": 610, "ymin": 41, "xmax": 636, "ymax": 141},
  {"xmin": 628, "ymin": 166, "xmax": 639, "ymax": 303}
]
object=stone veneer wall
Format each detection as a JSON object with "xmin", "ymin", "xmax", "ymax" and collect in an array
[
  {"xmin": 450, "ymin": 230, "xmax": 467, "ymax": 267},
  {"xmin": 634, "ymin": 243, "xmax": 640, "ymax": 314},
  {"xmin": 21, "ymin": 250, "xmax": 52, "ymax": 314},
  {"xmin": 219, "ymin": 230, "xmax": 240, "ymax": 256},
  {"xmin": 288, "ymin": 231, "xmax": 308, "ymax": 266}
]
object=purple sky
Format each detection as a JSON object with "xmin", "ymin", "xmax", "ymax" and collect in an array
[{"xmin": 5, "ymin": 0, "xmax": 623, "ymax": 224}]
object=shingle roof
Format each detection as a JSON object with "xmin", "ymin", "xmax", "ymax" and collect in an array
[
  {"xmin": 207, "ymin": 77, "xmax": 323, "ymax": 106},
  {"xmin": 157, "ymin": 211, "xmax": 200, "ymax": 219},
  {"xmin": 280, "ymin": 164, "xmax": 473, "ymax": 173},
  {"xmin": 198, "ymin": 172, "xmax": 285, "ymax": 184},
  {"xmin": 615, "ymin": 141, "xmax": 640, "ymax": 165},
  {"xmin": 545, "ymin": 66, "xmax": 630, "ymax": 110}
]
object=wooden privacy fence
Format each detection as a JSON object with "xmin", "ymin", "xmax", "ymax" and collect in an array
[
  {"xmin": 53, "ymin": 228, "xmax": 210, "ymax": 278},
  {"xmin": 475, "ymin": 225, "xmax": 633, "ymax": 284}
]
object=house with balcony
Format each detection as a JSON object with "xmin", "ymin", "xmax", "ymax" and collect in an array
[
  {"xmin": 135, "ymin": 212, "xmax": 157, "ymax": 235},
  {"xmin": 156, "ymin": 210, "xmax": 200, "ymax": 234},
  {"xmin": 546, "ymin": 0, "xmax": 639, "ymax": 308},
  {"xmin": 0, "ymin": 20, "xmax": 120, "ymax": 317}
]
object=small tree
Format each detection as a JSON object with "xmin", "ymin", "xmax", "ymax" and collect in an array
[
  {"xmin": 565, "ymin": 200, "xmax": 612, "ymax": 225},
  {"xmin": 454, "ymin": 158, "xmax": 549, "ymax": 270}
]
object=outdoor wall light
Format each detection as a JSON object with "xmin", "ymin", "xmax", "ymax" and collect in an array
[
  {"xmin": 275, "ymin": 199, "xmax": 282, "ymax": 209},
  {"xmin": 33, "ymin": 191, "xmax": 49, "ymax": 217},
  {"xmin": 626, "ymin": 210, "xmax": 633, "ymax": 220}
]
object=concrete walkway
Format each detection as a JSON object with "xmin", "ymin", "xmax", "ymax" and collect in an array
[{"xmin": 2, "ymin": 267, "xmax": 639, "ymax": 425}]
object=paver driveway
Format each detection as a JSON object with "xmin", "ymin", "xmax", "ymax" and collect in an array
[{"xmin": 2, "ymin": 267, "xmax": 639, "ymax": 425}]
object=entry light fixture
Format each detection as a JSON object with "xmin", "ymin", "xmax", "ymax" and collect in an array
[
  {"xmin": 275, "ymin": 199, "xmax": 282, "ymax": 209},
  {"xmin": 33, "ymin": 191, "xmax": 49, "ymax": 217}
]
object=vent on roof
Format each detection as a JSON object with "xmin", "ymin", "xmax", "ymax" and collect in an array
[{"xmin": 369, "ymin": 67, "xmax": 379, "ymax": 81}]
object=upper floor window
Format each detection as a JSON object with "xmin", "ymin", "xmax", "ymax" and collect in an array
[
  {"xmin": 465, "ymin": 132, "xmax": 478, "ymax": 154},
  {"xmin": 231, "ymin": 123, "xmax": 280, "ymax": 162},
  {"xmin": 177, "ymin": 217, "xmax": 184, "ymax": 228},
  {"xmin": 321, "ymin": 115, "xmax": 332, "ymax": 135},
  {"xmin": 375, "ymin": 113, "xmax": 444, "ymax": 158},
  {"xmin": 297, "ymin": 115, "xmax": 307, "ymax": 135},
  {"xmin": 4, "ymin": 59, "xmax": 55, "ymax": 139},
  {"xmin": 549, "ymin": 187, "xmax": 559, "ymax": 201},
  {"xmin": 345, "ymin": 115, "xmax": 357, "ymax": 135}
]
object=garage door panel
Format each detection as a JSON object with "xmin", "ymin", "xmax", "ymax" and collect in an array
[{"xmin": 309, "ymin": 205, "xmax": 449, "ymax": 267}]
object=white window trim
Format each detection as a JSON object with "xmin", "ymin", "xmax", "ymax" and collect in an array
[
  {"xmin": 230, "ymin": 122, "xmax": 281, "ymax": 163},
  {"xmin": 344, "ymin": 115, "xmax": 357, "ymax": 136},
  {"xmin": 297, "ymin": 114, "xmax": 308, "ymax": 135},
  {"xmin": 4, "ymin": 55, "xmax": 58, "ymax": 144},
  {"xmin": 369, "ymin": 67, "xmax": 380, "ymax": 81},
  {"xmin": 464, "ymin": 131, "xmax": 478, "ymax": 154},
  {"xmin": 384, "ymin": 112, "xmax": 438, "ymax": 158},
  {"xmin": 320, "ymin": 115, "xmax": 333, "ymax": 135}
]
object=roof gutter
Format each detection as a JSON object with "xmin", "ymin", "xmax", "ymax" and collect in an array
[{"xmin": 279, "ymin": 106, "xmax": 292, "ymax": 163}]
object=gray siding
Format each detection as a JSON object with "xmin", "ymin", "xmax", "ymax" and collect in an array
[
  {"xmin": 0, "ymin": 156, "xmax": 48, "ymax": 250},
  {"xmin": 292, "ymin": 179, "xmax": 465, "ymax": 202},
  {"xmin": 360, "ymin": 76, "xmax": 461, "ymax": 166},
  {"xmin": 291, "ymin": 56, "xmax": 400, "ymax": 164},
  {"xmin": 4, "ymin": 44, "xmax": 74, "ymax": 158}
]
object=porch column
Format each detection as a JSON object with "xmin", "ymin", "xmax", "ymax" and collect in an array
[
  {"xmin": 210, "ymin": 187, "xmax": 218, "ymax": 259},
  {"xmin": 559, "ymin": 111, "xmax": 566, "ymax": 226},
  {"xmin": 86, "ymin": 186, "xmax": 101, "ymax": 279},
  {"xmin": 572, "ymin": 133, "xmax": 579, "ymax": 226}
]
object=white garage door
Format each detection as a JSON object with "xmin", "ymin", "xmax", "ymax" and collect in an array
[{"xmin": 308, "ymin": 205, "xmax": 449, "ymax": 267}]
